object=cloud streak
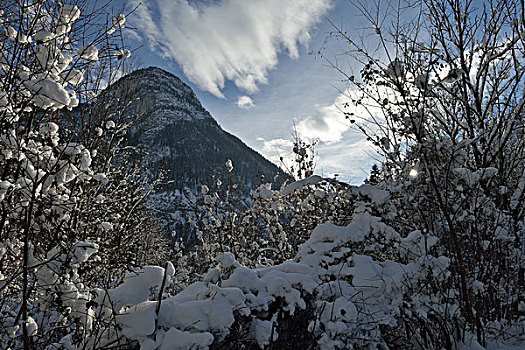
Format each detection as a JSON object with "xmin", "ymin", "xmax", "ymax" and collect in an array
[
  {"xmin": 295, "ymin": 87, "xmax": 388, "ymax": 144},
  {"xmin": 129, "ymin": 0, "xmax": 332, "ymax": 97}
]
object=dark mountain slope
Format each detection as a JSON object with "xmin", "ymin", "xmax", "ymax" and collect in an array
[{"xmin": 111, "ymin": 67, "xmax": 284, "ymax": 233}]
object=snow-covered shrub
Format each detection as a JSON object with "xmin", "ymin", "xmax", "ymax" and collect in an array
[
  {"xmin": 82, "ymin": 183, "xmax": 435, "ymax": 348},
  {"xmin": 101, "ymin": 175, "xmax": 522, "ymax": 348},
  {"xmin": 173, "ymin": 162, "xmax": 357, "ymax": 290},
  {"xmin": 100, "ymin": 250, "xmax": 320, "ymax": 349},
  {"xmin": 0, "ymin": 1, "xmax": 167, "ymax": 348},
  {"xmin": 320, "ymin": 0, "xmax": 525, "ymax": 346}
]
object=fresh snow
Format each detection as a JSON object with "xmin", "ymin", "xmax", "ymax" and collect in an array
[{"xmin": 281, "ymin": 175, "xmax": 323, "ymax": 195}]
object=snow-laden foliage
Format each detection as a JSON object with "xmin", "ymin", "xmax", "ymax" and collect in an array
[
  {"xmin": 81, "ymin": 183, "xmax": 522, "ymax": 349},
  {"xmin": 0, "ymin": 1, "xmax": 168, "ymax": 348},
  {"xmin": 167, "ymin": 161, "xmax": 357, "ymax": 289},
  {"xmin": 318, "ymin": 0, "xmax": 525, "ymax": 346}
]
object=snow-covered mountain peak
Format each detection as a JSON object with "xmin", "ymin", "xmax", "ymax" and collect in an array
[{"xmin": 119, "ymin": 66, "xmax": 213, "ymax": 124}]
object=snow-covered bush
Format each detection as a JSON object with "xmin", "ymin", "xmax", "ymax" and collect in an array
[
  {"xmin": 319, "ymin": 0, "xmax": 525, "ymax": 346},
  {"xmin": 172, "ymin": 159, "xmax": 357, "ymax": 290},
  {"xmin": 0, "ymin": 1, "xmax": 167, "ymax": 348},
  {"xmin": 80, "ymin": 182, "xmax": 453, "ymax": 349},
  {"xmin": 97, "ymin": 175, "xmax": 522, "ymax": 348}
]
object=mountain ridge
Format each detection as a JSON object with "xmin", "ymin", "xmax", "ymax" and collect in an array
[{"xmin": 113, "ymin": 66, "xmax": 285, "ymax": 236}]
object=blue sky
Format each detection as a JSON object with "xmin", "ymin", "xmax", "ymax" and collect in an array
[{"xmin": 124, "ymin": 0, "xmax": 378, "ymax": 183}]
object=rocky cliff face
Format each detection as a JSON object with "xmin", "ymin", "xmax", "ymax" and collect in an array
[{"xmin": 112, "ymin": 67, "xmax": 283, "ymax": 236}]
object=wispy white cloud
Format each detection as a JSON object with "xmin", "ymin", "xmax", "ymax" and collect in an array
[
  {"xmin": 258, "ymin": 133, "xmax": 376, "ymax": 183},
  {"xmin": 128, "ymin": 0, "xmax": 163, "ymax": 49},
  {"xmin": 236, "ymin": 95, "xmax": 255, "ymax": 109},
  {"xmin": 295, "ymin": 87, "xmax": 387, "ymax": 144},
  {"xmin": 129, "ymin": 0, "xmax": 332, "ymax": 97}
]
